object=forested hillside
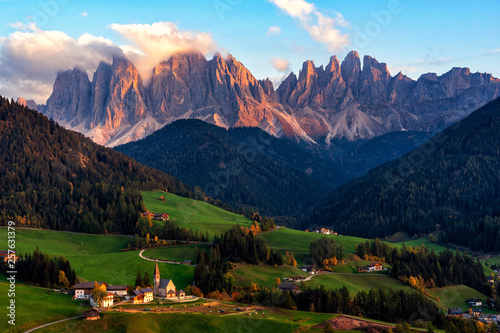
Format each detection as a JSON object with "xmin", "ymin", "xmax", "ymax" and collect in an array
[
  {"xmin": 0, "ymin": 97, "xmax": 192, "ymax": 233},
  {"xmin": 116, "ymin": 119, "xmax": 345, "ymax": 220},
  {"xmin": 314, "ymin": 97, "xmax": 500, "ymax": 251}
]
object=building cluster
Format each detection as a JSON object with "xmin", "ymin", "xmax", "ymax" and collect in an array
[
  {"xmin": 142, "ymin": 212, "xmax": 170, "ymax": 221},
  {"xmin": 74, "ymin": 263, "xmax": 184, "ymax": 317},
  {"xmin": 356, "ymin": 263, "xmax": 384, "ymax": 272},
  {"xmin": 306, "ymin": 227, "xmax": 337, "ymax": 235}
]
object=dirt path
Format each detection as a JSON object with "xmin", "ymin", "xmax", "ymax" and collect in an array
[
  {"xmin": 24, "ymin": 316, "xmax": 82, "ymax": 332},
  {"xmin": 138, "ymin": 250, "xmax": 194, "ymax": 266}
]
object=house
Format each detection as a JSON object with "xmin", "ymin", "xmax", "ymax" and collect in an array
[
  {"xmin": 83, "ymin": 307, "xmax": 100, "ymax": 321},
  {"xmin": 449, "ymin": 307, "xmax": 463, "ymax": 315},
  {"xmin": 278, "ymin": 283, "xmax": 301, "ymax": 294},
  {"xmin": 107, "ymin": 285, "xmax": 128, "ymax": 297},
  {"xmin": 90, "ymin": 292, "xmax": 114, "ymax": 308},
  {"xmin": 470, "ymin": 307, "xmax": 483, "ymax": 317},
  {"xmin": 73, "ymin": 282, "xmax": 107, "ymax": 300},
  {"xmin": 367, "ymin": 263, "xmax": 383, "ymax": 272},
  {"xmin": 153, "ymin": 262, "xmax": 178, "ymax": 297},
  {"xmin": 0, "ymin": 250, "xmax": 17, "ymax": 263},
  {"xmin": 153, "ymin": 213, "xmax": 169, "ymax": 221},
  {"xmin": 132, "ymin": 288, "xmax": 154, "ymax": 304},
  {"xmin": 142, "ymin": 212, "xmax": 154, "ymax": 218},
  {"xmin": 467, "ymin": 298, "xmax": 483, "ymax": 307},
  {"xmin": 284, "ymin": 276, "xmax": 303, "ymax": 282},
  {"xmin": 177, "ymin": 290, "xmax": 185, "ymax": 297},
  {"xmin": 487, "ymin": 277, "xmax": 495, "ymax": 284},
  {"xmin": 299, "ymin": 265, "xmax": 317, "ymax": 275}
]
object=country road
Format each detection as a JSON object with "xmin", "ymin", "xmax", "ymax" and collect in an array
[
  {"xmin": 138, "ymin": 250, "xmax": 193, "ymax": 266},
  {"xmin": 24, "ymin": 316, "xmax": 82, "ymax": 332}
]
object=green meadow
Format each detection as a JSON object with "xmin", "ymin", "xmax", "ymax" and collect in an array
[
  {"xmin": 0, "ymin": 282, "xmax": 84, "ymax": 333},
  {"xmin": 0, "ymin": 228, "xmax": 194, "ymax": 289},
  {"xmin": 141, "ymin": 191, "xmax": 253, "ymax": 236},
  {"xmin": 143, "ymin": 244, "xmax": 210, "ymax": 262}
]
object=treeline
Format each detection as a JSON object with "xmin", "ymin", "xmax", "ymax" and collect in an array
[
  {"xmin": 0, "ymin": 248, "xmax": 76, "ymax": 288},
  {"xmin": 356, "ymin": 239, "xmax": 490, "ymax": 294},
  {"xmin": 0, "ymin": 97, "xmax": 192, "ymax": 234},
  {"xmin": 390, "ymin": 245, "xmax": 490, "ymax": 295},
  {"xmin": 193, "ymin": 225, "xmax": 283, "ymax": 294},
  {"xmin": 212, "ymin": 225, "xmax": 282, "ymax": 265},
  {"xmin": 309, "ymin": 236, "xmax": 343, "ymax": 267},
  {"xmin": 313, "ymin": 97, "xmax": 500, "ymax": 251}
]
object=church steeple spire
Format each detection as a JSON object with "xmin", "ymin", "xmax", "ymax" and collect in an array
[{"xmin": 153, "ymin": 262, "xmax": 160, "ymax": 295}]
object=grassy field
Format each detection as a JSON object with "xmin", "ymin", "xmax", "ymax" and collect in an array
[
  {"xmin": 427, "ymin": 285, "xmax": 490, "ymax": 310},
  {"xmin": 0, "ymin": 282, "xmax": 85, "ymax": 333},
  {"xmin": 0, "ymin": 228, "xmax": 194, "ymax": 289},
  {"xmin": 141, "ymin": 191, "xmax": 253, "ymax": 236},
  {"xmin": 143, "ymin": 244, "xmax": 210, "ymax": 262},
  {"xmin": 305, "ymin": 273, "xmax": 413, "ymax": 294},
  {"xmin": 259, "ymin": 228, "xmax": 366, "ymax": 254},
  {"xmin": 231, "ymin": 264, "xmax": 308, "ymax": 287},
  {"xmin": 393, "ymin": 237, "xmax": 450, "ymax": 253},
  {"xmin": 36, "ymin": 312, "xmax": 304, "ymax": 333}
]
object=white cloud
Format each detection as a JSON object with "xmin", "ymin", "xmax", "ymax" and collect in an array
[
  {"xmin": 0, "ymin": 24, "xmax": 122, "ymax": 102},
  {"xmin": 270, "ymin": 57, "xmax": 291, "ymax": 72},
  {"xmin": 79, "ymin": 11, "xmax": 88, "ymax": 18},
  {"xmin": 0, "ymin": 22, "xmax": 218, "ymax": 102},
  {"xmin": 266, "ymin": 26, "xmax": 282, "ymax": 36},
  {"xmin": 110, "ymin": 22, "xmax": 218, "ymax": 82},
  {"xmin": 270, "ymin": 0, "xmax": 350, "ymax": 52}
]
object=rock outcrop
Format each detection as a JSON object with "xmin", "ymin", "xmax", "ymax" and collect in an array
[{"xmin": 39, "ymin": 51, "xmax": 500, "ymax": 146}]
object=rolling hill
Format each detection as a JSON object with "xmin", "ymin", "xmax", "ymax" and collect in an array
[
  {"xmin": 313, "ymin": 97, "xmax": 500, "ymax": 251},
  {"xmin": 116, "ymin": 119, "xmax": 345, "ymax": 219}
]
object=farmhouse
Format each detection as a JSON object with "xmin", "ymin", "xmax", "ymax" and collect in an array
[
  {"xmin": 299, "ymin": 265, "xmax": 317, "ymax": 274},
  {"xmin": 309, "ymin": 227, "xmax": 336, "ymax": 235},
  {"xmin": 83, "ymin": 307, "xmax": 100, "ymax": 321},
  {"xmin": 132, "ymin": 288, "xmax": 154, "ymax": 304},
  {"xmin": 367, "ymin": 263, "xmax": 383, "ymax": 271},
  {"xmin": 467, "ymin": 298, "xmax": 483, "ymax": 307},
  {"xmin": 278, "ymin": 283, "xmax": 301, "ymax": 294},
  {"xmin": 0, "ymin": 250, "xmax": 17, "ymax": 262},
  {"xmin": 153, "ymin": 213, "xmax": 169, "ymax": 221},
  {"xmin": 449, "ymin": 307, "xmax": 463, "ymax": 315},
  {"xmin": 90, "ymin": 292, "xmax": 114, "ymax": 308},
  {"xmin": 73, "ymin": 281, "xmax": 107, "ymax": 299},
  {"xmin": 153, "ymin": 263, "xmax": 183, "ymax": 297},
  {"xmin": 107, "ymin": 285, "xmax": 128, "ymax": 297}
]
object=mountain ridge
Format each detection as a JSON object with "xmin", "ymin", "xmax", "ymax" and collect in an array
[{"xmin": 37, "ymin": 50, "xmax": 500, "ymax": 147}]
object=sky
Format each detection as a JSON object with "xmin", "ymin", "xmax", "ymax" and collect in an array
[{"xmin": 0, "ymin": 0, "xmax": 499, "ymax": 103}]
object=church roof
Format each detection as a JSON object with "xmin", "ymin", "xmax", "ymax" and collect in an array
[{"xmin": 158, "ymin": 279, "xmax": 173, "ymax": 289}]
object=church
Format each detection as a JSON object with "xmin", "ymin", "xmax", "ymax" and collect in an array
[{"xmin": 153, "ymin": 262, "xmax": 185, "ymax": 298}]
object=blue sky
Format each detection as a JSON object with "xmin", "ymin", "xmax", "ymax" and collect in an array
[{"xmin": 0, "ymin": 0, "xmax": 499, "ymax": 102}]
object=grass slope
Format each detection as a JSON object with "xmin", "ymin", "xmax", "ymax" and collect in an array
[
  {"xmin": 306, "ymin": 273, "xmax": 413, "ymax": 295},
  {"xmin": 36, "ymin": 312, "xmax": 303, "ymax": 333},
  {"xmin": 141, "ymin": 191, "xmax": 253, "ymax": 236},
  {"xmin": 0, "ymin": 282, "xmax": 84, "ymax": 333},
  {"xmin": 231, "ymin": 264, "xmax": 308, "ymax": 287},
  {"xmin": 427, "ymin": 285, "xmax": 490, "ymax": 309},
  {"xmin": 0, "ymin": 228, "xmax": 194, "ymax": 289},
  {"xmin": 143, "ymin": 244, "xmax": 210, "ymax": 262}
]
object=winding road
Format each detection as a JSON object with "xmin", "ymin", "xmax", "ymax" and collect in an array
[{"xmin": 24, "ymin": 316, "xmax": 82, "ymax": 332}]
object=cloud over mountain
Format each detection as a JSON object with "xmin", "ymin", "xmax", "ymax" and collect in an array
[{"xmin": 0, "ymin": 22, "xmax": 218, "ymax": 102}]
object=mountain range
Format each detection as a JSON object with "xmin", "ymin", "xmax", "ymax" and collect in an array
[
  {"xmin": 35, "ymin": 51, "xmax": 500, "ymax": 147},
  {"xmin": 313, "ymin": 97, "xmax": 500, "ymax": 251}
]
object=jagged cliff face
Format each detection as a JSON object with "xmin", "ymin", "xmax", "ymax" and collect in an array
[
  {"xmin": 40, "ymin": 50, "xmax": 500, "ymax": 146},
  {"xmin": 277, "ymin": 51, "xmax": 500, "ymax": 141}
]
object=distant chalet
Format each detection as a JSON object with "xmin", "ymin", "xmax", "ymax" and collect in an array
[
  {"xmin": 357, "ymin": 263, "xmax": 383, "ymax": 272},
  {"xmin": 0, "ymin": 250, "xmax": 17, "ymax": 262},
  {"xmin": 306, "ymin": 228, "xmax": 336, "ymax": 235},
  {"xmin": 278, "ymin": 282, "xmax": 301, "ymax": 294},
  {"xmin": 142, "ymin": 212, "xmax": 169, "ymax": 221},
  {"xmin": 83, "ymin": 307, "xmax": 100, "ymax": 321}
]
